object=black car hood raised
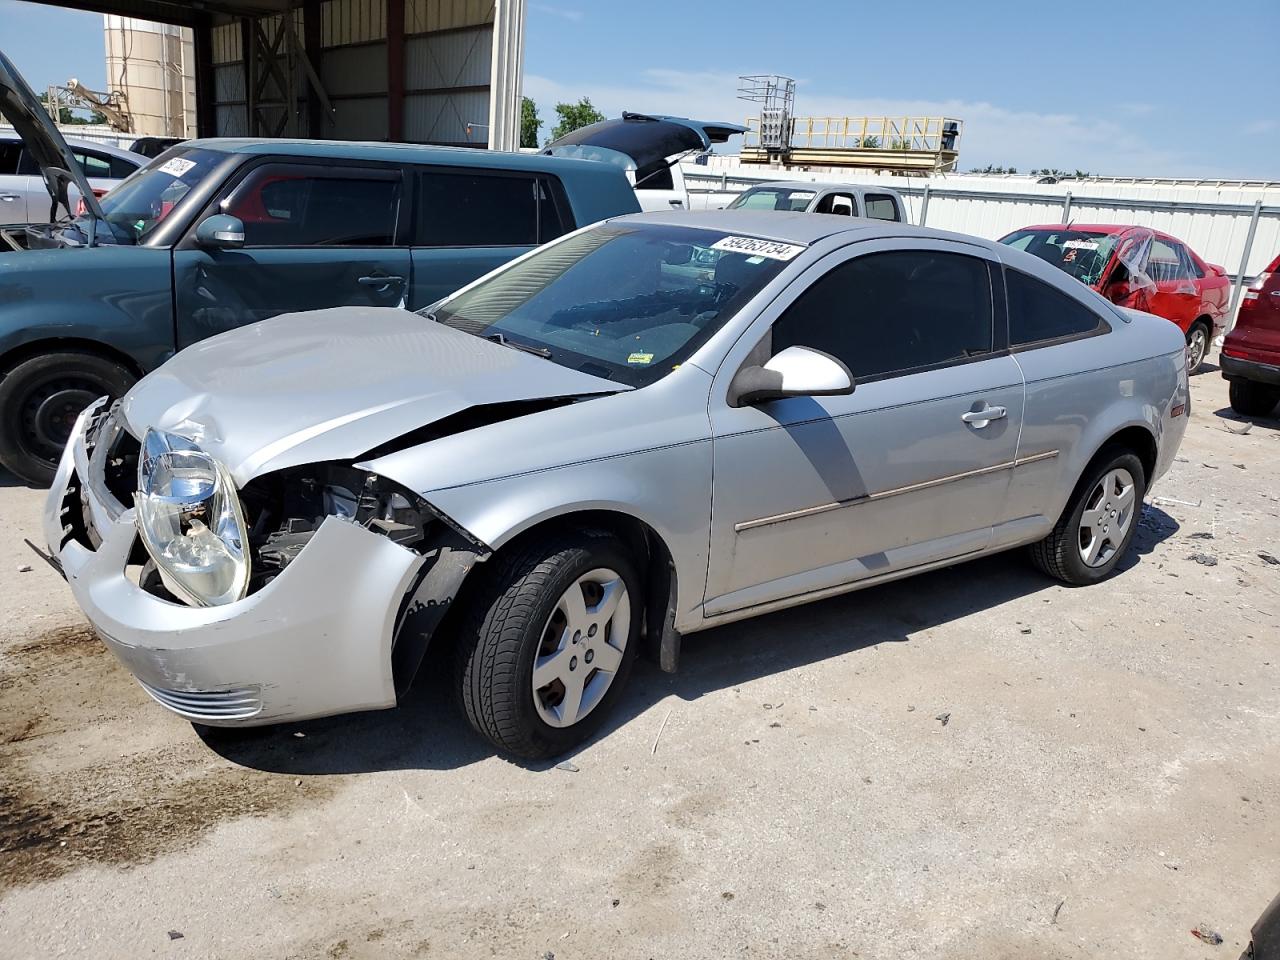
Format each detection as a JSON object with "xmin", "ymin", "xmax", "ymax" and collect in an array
[
  {"xmin": 543, "ymin": 113, "xmax": 746, "ymax": 179},
  {"xmin": 0, "ymin": 48, "xmax": 106, "ymax": 227}
]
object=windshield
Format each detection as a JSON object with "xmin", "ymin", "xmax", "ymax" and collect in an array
[
  {"xmin": 999, "ymin": 229, "xmax": 1125, "ymax": 287},
  {"xmin": 727, "ymin": 187, "xmax": 817, "ymax": 212},
  {"xmin": 427, "ymin": 223, "xmax": 797, "ymax": 387},
  {"xmin": 94, "ymin": 147, "xmax": 226, "ymax": 243}
]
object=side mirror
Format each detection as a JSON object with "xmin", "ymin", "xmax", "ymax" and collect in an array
[
  {"xmin": 195, "ymin": 214, "xmax": 245, "ymax": 249},
  {"xmin": 728, "ymin": 345, "xmax": 855, "ymax": 407}
]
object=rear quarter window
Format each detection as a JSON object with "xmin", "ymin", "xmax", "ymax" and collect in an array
[
  {"xmin": 1006, "ymin": 268, "xmax": 1110, "ymax": 348},
  {"xmin": 863, "ymin": 194, "xmax": 901, "ymax": 221}
]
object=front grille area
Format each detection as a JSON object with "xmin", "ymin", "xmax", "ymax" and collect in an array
[{"xmin": 136, "ymin": 681, "xmax": 263, "ymax": 721}]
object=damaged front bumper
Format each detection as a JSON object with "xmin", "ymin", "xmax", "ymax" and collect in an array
[{"xmin": 43, "ymin": 405, "xmax": 471, "ymax": 726}]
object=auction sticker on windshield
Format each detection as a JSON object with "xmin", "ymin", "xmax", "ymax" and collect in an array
[
  {"xmin": 710, "ymin": 236, "xmax": 806, "ymax": 261},
  {"xmin": 158, "ymin": 157, "xmax": 198, "ymax": 178}
]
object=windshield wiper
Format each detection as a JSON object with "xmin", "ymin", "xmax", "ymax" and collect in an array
[{"xmin": 486, "ymin": 333, "xmax": 552, "ymax": 359}]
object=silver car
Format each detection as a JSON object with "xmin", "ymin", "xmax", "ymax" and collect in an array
[{"xmin": 42, "ymin": 211, "xmax": 1189, "ymax": 759}]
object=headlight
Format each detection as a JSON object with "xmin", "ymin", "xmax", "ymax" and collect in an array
[{"xmin": 136, "ymin": 429, "xmax": 250, "ymax": 606}]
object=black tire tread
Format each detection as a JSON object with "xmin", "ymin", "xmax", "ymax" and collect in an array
[
  {"xmin": 453, "ymin": 528, "xmax": 621, "ymax": 759},
  {"xmin": 1228, "ymin": 379, "xmax": 1280, "ymax": 418},
  {"xmin": 1028, "ymin": 445, "xmax": 1146, "ymax": 586},
  {"xmin": 0, "ymin": 349, "xmax": 135, "ymax": 485}
]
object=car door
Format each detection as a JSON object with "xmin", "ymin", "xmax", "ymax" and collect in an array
[
  {"xmin": 172, "ymin": 160, "xmax": 411, "ymax": 348},
  {"xmin": 704, "ymin": 239, "xmax": 1025, "ymax": 617},
  {"xmin": 0, "ymin": 139, "xmax": 26, "ymax": 221},
  {"xmin": 407, "ymin": 167, "xmax": 572, "ymax": 308},
  {"xmin": 1145, "ymin": 236, "xmax": 1199, "ymax": 331}
]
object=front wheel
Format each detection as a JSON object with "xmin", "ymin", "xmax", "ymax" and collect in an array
[
  {"xmin": 454, "ymin": 530, "xmax": 641, "ymax": 759},
  {"xmin": 1228, "ymin": 379, "xmax": 1280, "ymax": 418},
  {"xmin": 1028, "ymin": 448, "xmax": 1147, "ymax": 586},
  {"xmin": 0, "ymin": 351, "xmax": 136, "ymax": 486},
  {"xmin": 1185, "ymin": 321, "xmax": 1210, "ymax": 374}
]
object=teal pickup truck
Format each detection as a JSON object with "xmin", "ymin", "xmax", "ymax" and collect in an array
[{"xmin": 0, "ymin": 49, "xmax": 739, "ymax": 484}]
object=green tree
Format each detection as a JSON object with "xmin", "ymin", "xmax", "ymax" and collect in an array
[
  {"xmin": 520, "ymin": 96, "xmax": 541, "ymax": 149},
  {"xmin": 549, "ymin": 97, "xmax": 604, "ymax": 142}
]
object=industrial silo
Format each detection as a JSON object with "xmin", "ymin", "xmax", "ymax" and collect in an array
[{"xmin": 103, "ymin": 15, "xmax": 197, "ymax": 138}]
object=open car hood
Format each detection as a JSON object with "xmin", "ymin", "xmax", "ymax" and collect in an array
[
  {"xmin": 120, "ymin": 307, "xmax": 628, "ymax": 487},
  {"xmin": 0, "ymin": 48, "xmax": 106, "ymax": 228},
  {"xmin": 543, "ymin": 113, "xmax": 746, "ymax": 180}
]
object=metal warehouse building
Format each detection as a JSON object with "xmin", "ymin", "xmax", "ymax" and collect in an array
[{"xmin": 31, "ymin": 0, "xmax": 526, "ymax": 150}]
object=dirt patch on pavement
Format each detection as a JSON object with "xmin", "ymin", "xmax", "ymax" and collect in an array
[{"xmin": 0, "ymin": 624, "xmax": 335, "ymax": 892}]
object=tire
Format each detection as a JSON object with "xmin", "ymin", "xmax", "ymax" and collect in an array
[
  {"xmin": 1185, "ymin": 320, "xmax": 1211, "ymax": 374},
  {"xmin": 0, "ymin": 351, "xmax": 136, "ymax": 486},
  {"xmin": 1228, "ymin": 379, "xmax": 1280, "ymax": 418},
  {"xmin": 453, "ymin": 529, "xmax": 642, "ymax": 760},
  {"xmin": 1028, "ymin": 447, "xmax": 1147, "ymax": 586}
]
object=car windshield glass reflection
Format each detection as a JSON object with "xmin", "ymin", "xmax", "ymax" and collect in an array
[
  {"xmin": 428, "ymin": 224, "xmax": 792, "ymax": 387},
  {"xmin": 93, "ymin": 147, "xmax": 225, "ymax": 243},
  {"xmin": 727, "ymin": 188, "xmax": 816, "ymax": 212},
  {"xmin": 1000, "ymin": 229, "xmax": 1123, "ymax": 287}
]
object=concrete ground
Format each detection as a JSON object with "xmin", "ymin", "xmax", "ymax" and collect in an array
[{"xmin": 2, "ymin": 356, "xmax": 1278, "ymax": 960}]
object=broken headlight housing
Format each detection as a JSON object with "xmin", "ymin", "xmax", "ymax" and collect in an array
[{"xmin": 136, "ymin": 429, "xmax": 251, "ymax": 607}]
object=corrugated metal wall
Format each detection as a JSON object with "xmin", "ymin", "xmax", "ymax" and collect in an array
[
  {"xmin": 210, "ymin": 21, "xmax": 246, "ymax": 136},
  {"xmin": 205, "ymin": 0, "xmax": 510, "ymax": 146},
  {"xmin": 404, "ymin": 26, "xmax": 492, "ymax": 144}
]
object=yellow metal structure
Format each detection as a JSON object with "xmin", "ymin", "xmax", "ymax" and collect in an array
[{"xmin": 741, "ymin": 116, "xmax": 962, "ymax": 173}]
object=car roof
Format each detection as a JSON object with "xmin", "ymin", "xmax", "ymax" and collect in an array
[
  {"xmin": 180, "ymin": 136, "xmax": 609, "ymax": 175},
  {"xmin": 1017, "ymin": 223, "xmax": 1188, "ymax": 243},
  {"xmin": 741, "ymin": 180, "xmax": 901, "ymax": 194},
  {"xmin": 607, "ymin": 208, "xmax": 993, "ymax": 249},
  {"xmin": 0, "ymin": 131, "xmax": 141, "ymax": 162}
]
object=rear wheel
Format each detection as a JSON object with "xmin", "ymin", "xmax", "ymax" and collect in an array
[
  {"xmin": 454, "ymin": 530, "xmax": 641, "ymax": 760},
  {"xmin": 0, "ymin": 351, "xmax": 136, "ymax": 486},
  {"xmin": 1185, "ymin": 320, "xmax": 1211, "ymax": 374},
  {"xmin": 1228, "ymin": 379, "xmax": 1280, "ymax": 418},
  {"xmin": 1028, "ymin": 448, "xmax": 1146, "ymax": 586}
]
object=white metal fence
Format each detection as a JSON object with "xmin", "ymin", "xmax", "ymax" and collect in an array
[
  {"xmin": 0, "ymin": 122, "xmax": 136, "ymax": 151},
  {"xmin": 682, "ymin": 162, "xmax": 1280, "ymax": 321}
]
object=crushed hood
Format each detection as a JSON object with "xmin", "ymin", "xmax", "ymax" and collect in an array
[
  {"xmin": 0, "ymin": 49, "xmax": 106, "ymax": 230},
  {"xmin": 544, "ymin": 113, "xmax": 746, "ymax": 183},
  {"xmin": 120, "ymin": 307, "xmax": 628, "ymax": 486}
]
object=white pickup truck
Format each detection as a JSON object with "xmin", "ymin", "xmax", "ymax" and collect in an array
[
  {"xmin": 544, "ymin": 113, "xmax": 745, "ymax": 213},
  {"xmin": 726, "ymin": 180, "xmax": 908, "ymax": 222}
]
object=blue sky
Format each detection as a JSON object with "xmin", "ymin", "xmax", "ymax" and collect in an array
[{"xmin": 4, "ymin": 0, "xmax": 1276, "ymax": 178}]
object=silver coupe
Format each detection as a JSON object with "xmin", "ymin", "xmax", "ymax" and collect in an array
[{"xmin": 42, "ymin": 211, "xmax": 1190, "ymax": 759}]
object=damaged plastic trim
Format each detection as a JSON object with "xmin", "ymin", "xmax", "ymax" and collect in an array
[{"xmin": 390, "ymin": 528, "xmax": 483, "ymax": 694}]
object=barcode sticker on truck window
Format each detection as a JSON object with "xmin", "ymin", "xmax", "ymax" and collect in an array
[
  {"xmin": 158, "ymin": 158, "xmax": 197, "ymax": 178},
  {"xmin": 710, "ymin": 236, "xmax": 806, "ymax": 261}
]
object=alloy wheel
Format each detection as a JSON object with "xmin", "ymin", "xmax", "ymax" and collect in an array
[
  {"xmin": 1078, "ymin": 467, "xmax": 1136, "ymax": 567},
  {"xmin": 532, "ymin": 567, "xmax": 630, "ymax": 728},
  {"xmin": 1187, "ymin": 326, "xmax": 1208, "ymax": 371}
]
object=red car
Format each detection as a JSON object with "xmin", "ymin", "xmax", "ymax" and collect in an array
[
  {"xmin": 1000, "ymin": 224, "xmax": 1230, "ymax": 371},
  {"xmin": 1221, "ymin": 251, "xmax": 1280, "ymax": 416}
]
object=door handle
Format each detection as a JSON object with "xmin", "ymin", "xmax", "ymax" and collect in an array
[
  {"xmin": 357, "ymin": 274, "xmax": 405, "ymax": 289},
  {"xmin": 0, "ymin": 194, "xmax": 18, "ymax": 201},
  {"xmin": 962, "ymin": 405, "xmax": 1007, "ymax": 427}
]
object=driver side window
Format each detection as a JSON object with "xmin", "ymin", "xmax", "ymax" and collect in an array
[
  {"xmin": 221, "ymin": 164, "xmax": 402, "ymax": 248},
  {"xmin": 771, "ymin": 250, "xmax": 995, "ymax": 382}
]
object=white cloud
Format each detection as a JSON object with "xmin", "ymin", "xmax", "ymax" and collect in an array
[
  {"xmin": 1245, "ymin": 119, "xmax": 1276, "ymax": 136},
  {"xmin": 530, "ymin": 3, "xmax": 584, "ymax": 22},
  {"xmin": 524, "ymin": 69, "xmax": 1211, "ymax": 178}
]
